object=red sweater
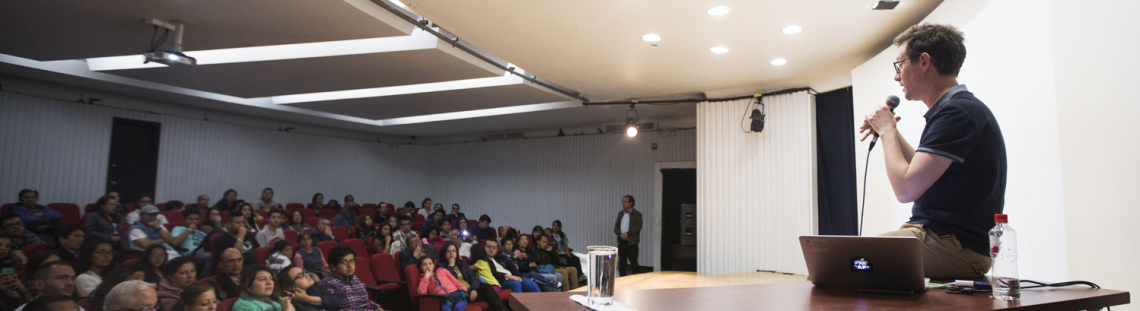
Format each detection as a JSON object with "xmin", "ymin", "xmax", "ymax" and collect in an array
[{"xmin": 418, "ymin": 267, "xmax": 467, "ymax": 295}]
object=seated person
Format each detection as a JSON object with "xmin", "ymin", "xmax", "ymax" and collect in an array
[
  {"xmin": 530, "ymin": 234, "xmax": 577, "ymax": 291},
  {"xmin": 14, "ymin": 261, "xmax": 77, "ymax": 311},
  {"xmin": 437, "ymin": 243, "xmax": 505, "ymax": 311},
  {"xmin": 75, "ymin": 240, "xmax": 116, "ymax": 297},
  {"xmin": 424, "ymin": 211, "xmax": 446, "ymax": 230},
  {"xmin": 420, "ymin": 227, "xmax": 444, "ymax": 250},
  {"xmin": 48, "ymin": 224, "xmax": 84, "ymax": 265},
  {"xmin": 20, "ymin": 294, "xmax": 78, "ymax": 311},
  {"xmin": 388, "ymin": 216, "xmax": 417, "ymax": 255},
  {"xmin": 471, "ymin": 215, "xmax": 497, "ymax": 243},
  {"xmin": 140, "ymin": 245, "xmax": 168, "ymax": 284},
  {"xmin": 355, "ymin": 215, "xmax": 378, "ymax": 242},
  {"xmin": 156, "ymin": 256, "xmax": 198, "ymax": 311},
  {"xmin": 0, "ymin": 236, "xmax": 30, "ymax": 308},
  {"xmin": 332, "ymin": 205, "xmax": 358, "ymax": 228},
  {"xmin": 443, "ymin": 204, "xmax": 466, "ymax": 225},
  {"xmin": 123, "ymin": 205, "xmax": 190, "ymax": 260},
  {"xmin": 315, "ymin": 246, "xmax": 382, "ymax": 311},
  {"xmin": 399, "ymin": 235, "xmax": 438, "ymax": 271},
  {"xmin": 103, "ymin": 280, "xmax": 156, "ymax": 311},
  {"xmin": 446, "ymin": 229, "xmax": 473, "ymax": 258},
  {"xmin": 232, "ymin": 265, "xmax": 291, "ymax": 311},
  {"xmin": 306, "ymin": 193, "xmax": 326, "ymax": 211},
  {"xmin": 10, "ymin": 189, "xmax": 61, "ymax": 239},
  {"xmin": 0, "ymin": 214, "xmax": 45, "ymax": 264},
  {"xmin": 86, "ymin": 265, "xmax": 146, "ymax": 311},
  {"xmin": 416, "ymin": 256, "xmax": 468, "ymax": 311},
  {"xmin": 497, "ymin": 237, "xmax": 558, "ymax": 292},
  {"xmin": 209, "ymin": 249, "xmax": 244, "ymax": 302},
  {"xmin": 211, "ymin": 214, "xmax": 260, "ymax": 266},
  {"xmin": 83, "ymin": 196, "xmax": 123, "ymax": 245},
  {"xmin": 287, "ymin": 210, "xmax": 310, "ymax": 232},
  {"xmin": 292, "ymin": 232, "xmax": 329, "ymax": 277},
  {"xmin": 124, "ymin": 196, "xmax": 169, "ymax": 226},
  {"xmin": 277, "ymin": 266, "xmax": 341, "ymax": 311},
  {"xmin": 170, "ymin": 209, "xmax": 210, "ymax": 276},
  {"xmin": 266, "ymin": 240, "xmax": 293, "ymax": 274},
  {"xmin": 367, "ymin": 225, "xmax": 392, "ymax": 256},
  {"xmin": 170, "ymin": 283, "xmax": 217, "ymax": 311},
  {"xmin": 309, "ymin": 217, "xmax": 338, "ymax": 243},
  {"xmin": 481, "ymin": 240, "xmax": 540, "ymax": 293},
  {"xmin": 256, "ymin": 209, "xmax": 288, "ymax": 247}
]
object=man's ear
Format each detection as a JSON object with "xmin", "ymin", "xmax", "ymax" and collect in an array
[{"xmin": 32, "ymin": 279, "xmax": 44, "ymax": 291}]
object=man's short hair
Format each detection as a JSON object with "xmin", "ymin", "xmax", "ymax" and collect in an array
[
  {"xmin": 182, "ymin": 208, "xmax": 201, "ymax": 220},
  {"xmin": 34, "ymin": 261, "xmax": 72, "ymax": 281},
  {"xmin": 406, "ymin": 234, "xmax": 419, "ymax": 245},
  {"xmin": 451, "ymin": 204, "xmax": 459, "ymax": 208},
  {"xmin": 273, "ymin": 240, "xmax": 292, "ymax": 252},
  {"xmin": 268, "ymin": 208, "xmax": 287, "ymax": 219},
  {"xmin": 318, "ymin": 216, "xmax": 331, "ymax": 222},
  {"xmin": 479, "ymin": 214, "xmax": 491, "ymax": 223},
  {"xmin": 0, "ymin": 214, "xmax": 19, "ymax": 224},
  {"xmin": 96, "ymin": 195, "xmax": 114, "ymax": 207},
  {"xmin": 23, "ymin": 293, "xmax": 74, "ymax": 310},
  {"xmin": 104, "ymin": 280, "xmax": 154, "ymax": 311},
  {"xmin": 225, "ymin": 213, "xmax": 244, "ymax": 223},
  {"xmin": 164, "ymin": 200, "xmax": 184, "ymax": 211},
  {"xmin": 263, "ymin": 187, "xmax": 274, "ymax": 192},
  {"xmin": 623, "ymin": 195, "xmax": 635, "ymax": 207},
  {"xmin": 55, "ymin": 223, "xmax": 83, "ymax": 243},
  {"xmin": 328, "ymin": 246, "xmax": 355, "ymax": 265},
  {"xmin": 18, "ymin": 189, "xmax": 37, "ymax": 201},
  {"xmin": 893, "ymin": 23, "xmax": 967, "ymax": 76},
  {"xmin": 398, "ymin": 216, "xmax": 412, "ymax": 224}
]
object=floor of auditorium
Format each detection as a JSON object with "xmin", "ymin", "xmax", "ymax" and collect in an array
[{"xmin": 569, "ymin": 271, "xmax": 808, "ymax": 291}]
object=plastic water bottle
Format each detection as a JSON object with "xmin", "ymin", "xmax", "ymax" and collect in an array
[{"xmin": 989, "ymin": 214, "xmax": 1019, "ymax": 301}]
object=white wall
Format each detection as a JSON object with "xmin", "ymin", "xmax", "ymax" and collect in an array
[
  {"xmin": 696, "ymin": 92, "xmax": 817, "ymax": 275},
  {"xmin": 853, "ymin": 0, "xmax": 1140, "ymax": 297},
  {"xmin": 0, "ymin": 90, "xmax": 694, "ymax": 259},
  {"xmin": 1050, "ymin": 0, "xmax": 1140, "ymax": 308}
]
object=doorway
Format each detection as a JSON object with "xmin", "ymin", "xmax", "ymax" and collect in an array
[
  {"xmin": 106, "ymin": 118, "xmax": 161, "ymax": 204},
  {"xmin": 659, "ymin": 168, "xmax": 697, "ymax": 271}
]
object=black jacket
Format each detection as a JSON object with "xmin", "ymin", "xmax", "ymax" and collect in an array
[
  {"xmin": 398, "ymin": 244, "xmax": 439, "ymax": 270},
  {"xmin": 492, "ymin": 254, "xmax": 523, "ymax": 277},
  {"xmin": 209, "ymin": 275, "xmax": 241, "ymax": 301}
]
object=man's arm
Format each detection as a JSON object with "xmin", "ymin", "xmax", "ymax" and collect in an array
[
  {"xmin": 897, "ymin": 134, "xmax": 917, "ymax": 163},
  {"xmin": 877, "ymin": 130, "xmax": 952, "ymax": 203}
]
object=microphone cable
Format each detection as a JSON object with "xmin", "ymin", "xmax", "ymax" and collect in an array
[{"xmin": 859, "ymin": 138, "xmax": 875, "ymax": 236}]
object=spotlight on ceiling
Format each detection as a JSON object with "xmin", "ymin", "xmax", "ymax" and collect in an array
[
  {"xmin": 626, "ymin": 104, "xmax": 640, "ymax": 137},
  {"xmin": 707, "ymin": 6, "xmax": 732, "ymax": 16},
  {"xmin": 871, "ymin": 0, "xmax": 899, "ymax": 10},
  {"xmin": 710, "ymin": 46, "xmax": 731, "ymax": 54},
  {"xmin": 771, "ymin": 58, "xmax": 788, "ymax": 66},
  {"xmin": 642, "ymin": 34, "xmax": 661, "ymax": 42}
]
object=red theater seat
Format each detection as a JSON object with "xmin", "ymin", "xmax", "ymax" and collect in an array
[
  {"xmin": 283, "ymin": 229, "xmax": 298, "ymax": 245},
  {"xmin": 21, "ymin": 243, "xmax": 52, "ymax": 256},
  {"xmin": 255, "ymin": 246, "xmax": 274, "ymax": 265},
  {"xmin": 162, "ymin": 210, "xmax": 184, "ymax": 226},
  {"xmin": 318, "ymin": 209, "xmax": 337, "ymax": 219},
  {"xmin": 49, "ymin": 203, "xmax": 81, "ymax": 224},
  {"xmin": 344, "ymin": 238, "xmax": 368, "ymax": 258},
  {"xmin": 216, "ymin": 298, "xmax": 238, "ymax": 311},
  {"xmin": 332, "ymin": 226, "xmax": 349, "ymax": 241},
  {"xmin": 316, "ymin": 241, "xmax": 339, "ymax": 259}
]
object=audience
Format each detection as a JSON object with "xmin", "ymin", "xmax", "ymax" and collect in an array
[
  {"xmin": 266, "ymin": 241, "xmax": 293, "ymax": 274},
  {"xmin": 256, "ymin": 209, "xmax": 288, "ymax": 247},
  {"xmin": 232, "ymin": 265, "xmax": 292, "ymax": 311},
  {"xmin": 309, "ymin": 218, "xmax": 337, "ymax": 243},
  {"xmin": 314, "ymin": 246, "xmax": 381, "ymax": 311},
  {"xmin": 23, "ymin": 249, "xmax": 60, "ymax": 290},
  {"xmin": 140, "ymin": 245, "xmax": 169, "ymax": 283},
  {"xmin": 425, "ymin": 211, "xmax": 445, "ymax": 230},
  {"xmin": 287, "ymin": 210, "xmax": 309, "ymax": 232},
  {"xmin": 48, "ymin": 224, "xmax": 84, "ymax": 265},
  {"xmin": 170, "ymin": 209, "xmax": 210, "ymax": 276},
  {"xmin": 124, "ymin": 205, "xmax": 190, "ymax": 260},
  {"xmin": 306, "ymin": 193, "xmax": 325, "ymax": 211},
  {"xmin": 325, "ymin": 200, "xmax": 342, "ymax": 212},
  {"xmin": 21, "ymin": 293, "xmax": 77, "ymax": 311},
  {"xmin": 421, "ymin": 227, "xmax": 444, "ymax": 250},
  {"xmin": 515, "ymin": 235, "xmax": 560, "ymax": 290},
  {"xmin": 447, "ymin": 229, "xmax": 473, "ymax": 258},
  {"xmin": 103, "ymin": 280, "xmax": 156, "ymax": 311},
  {"xmin": 342, "ymin": 195, "xmax": 360, "ymax": 210},
  {"xmin": 331, "ymin": 204, "xmax": 358, "ymax": 228},
  {"xmin": 438, "ymin": 243, "xmax": 505, "ymax": 311},
  {"xmin": 11, "ymin": 189, "xmax": 61, "ymax": 240},
  {"xmin": 438, "ymin": 221, "xmax": 453, "ymax": 243},
  {"xmin": 254, "ymin": 188, "xmax": 277, "ymax": 211},
  {"xmin": 203, "ymin": 208, "xmax": 225, "ymax": 236},
  {"xmin": 399, "ymin": 235, "xmax": 438, "ymax": 271},
  {"xmin": 212, "ymin": 214, "xmax": 259, "ymax": 267},
  {"xmin": 531, "ymin": 234, "xmax": 578, "ymax": 291},
  {"xmin": 443, "ymin": 204, "xmax": 466, "ymax": 224},
  {"xmin": 291, "ymin": 232, "xmax": 328, "ymax": 276},
  {"xmin": 156, "ymin": 256, "xmax": 198, "ymax": 311},
  {"xmin": 355, "ymin": 215, "xmax": 377, "ymax": 241},
  {"xmin": 481, "ymin": 239, "xmax": 541, "ymax": 293},
  {"xmin": 388, "ymin": 217, "xmax": 415, "ymax": 255},
  {"xmin": 208, "ymin": 249, "xmax": 244, "ymax": 301},
  {"xmin": 468, "ymin": 242, "xmax": 504, "ymax": 293},
  {"xmin": 84, "ymin": 196, "xmax": 123, "ymax": 245},
  {"xmin": 163, "ymin": 200, "xmax": 185, "ymax": 212},
  {"xmin": 194, "ymin": 195, "xmax": 210, "ymax": 212},
  {"xmin": 169, "ymin": 283, "xmax": 217, "ymax": 311},
  {"xmin": 86, "ymin": 265, "xmax": 146, "ymax": 311},
  {"xmin": 75, "ymin": 240, "xmax": 117, "ymax": 297},
  {"xmin": 213, "ymin": 190, "xmax": 240, "ymax": 212},
  {"xmin": 14, "ymin": 261, "xmax": 76, "ymax": 311},
  {"xmin": 125, "ymin": 196, "xmax": 169, "ymax": 226},
  {"xmin": 416, "ymin": 256, "xmax": 467, "ymax": 311},
  {"xmin": 551, "ymin": 220, "xmax": 583, "ymax": 281},
  {"xmin": 238, "ymin": 203, "xmax": 262, "ymax": 232},
  {"xmin": 497, "ymin": 237, "xmax": 558, "ymax": 292},
  {"xmin": 1, "ymin": 214, "xmax": 45, "ymax": 263},
  {"xmin": 0, "ymin": 236, "xmax": 30, "ymax": 308},
  {"xmin": 432, "ymin": 203, "xmax": 444, "ymax": 215},
  {"xmin": 367, "ymin": 227, "xmax": 391, "ymax": 256},
  {"xmin": 416, "ymin": 198, "xmax": 432, "ymax": 221},
  {"xmin": 277, "ymin": 266, "xmax": 340, "ymax": 311},
  {"xmin": 384, "ymin": 216, "xmax": 398, "ymax": 234}
]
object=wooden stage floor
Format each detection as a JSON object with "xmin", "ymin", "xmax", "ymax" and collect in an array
[{"xmin": 568, "ymin": 271, "xmax": 808, "ymax": 291}]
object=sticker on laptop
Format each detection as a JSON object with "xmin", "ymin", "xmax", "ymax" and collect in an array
[
  {"xmin": 803, "ymin": 239, "xmax": 830, "ymax": 252},
  {"xmin": 851, "ymin": 257, "xmax": 873, "ymax": 272}
]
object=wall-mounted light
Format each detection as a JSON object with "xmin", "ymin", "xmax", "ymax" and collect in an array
[{"xmin": 626, "ymin": 104, "xmax": 640, "ymax": 137}]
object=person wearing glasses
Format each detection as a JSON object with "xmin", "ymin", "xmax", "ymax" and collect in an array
[
  {"xmin": 103, "ymin": 280, "xmax": 157, "ymax": 311},
  {"xmin": 861, "ymin": 23, "xmax": 1007, "ymax": 279},
  {"xmin": 277, "ymin": 266, "xmax": 342, "ymax": 311},
  {"xmin": 613, "ymin": 195, "xmax": 642, "ymax": 276},
  {"xmin": 75, "ymin": 240, "xmax": 118, "ymax": 297},
  {"xmin": 11, "ymin": 189, "xmax": 61, "ymax": 240},
  {"xmin": 209, "ymin": 249, "xmax": 245, "ymax": 301},
  {"xmin": 314, "ymin": 246, "xmax": 382, "ymax": 311},
  {"xmin": 0, "ymin": 214, "xmax": 45, "ymax": 264}
]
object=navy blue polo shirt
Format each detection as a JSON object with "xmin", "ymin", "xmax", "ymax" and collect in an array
[{"xmin": 909, "ymin": 85, "xmax": 1007, "ymax": 256}]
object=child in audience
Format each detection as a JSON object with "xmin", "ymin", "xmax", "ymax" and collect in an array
[
  {"xmin": 292, "ymin": 232, "xmax": 329, "ymax": 277},
  {"xmin": 421, "ymin": 227, "xmax": 444, "ymax": 250},
  {"xmin": 468, "ymin": 244, "xmax": 502, "ymax": 292},
  {"xmin": 266, "ymin": 240, "xmax": 293, "ymax": 274},
  {"xmin": 438, "ymin": 243, "xmax": 506, "ymax": 311},
  {"xmin": 417, "ymin": 256, "xmax": 468, "ymax": 311}
]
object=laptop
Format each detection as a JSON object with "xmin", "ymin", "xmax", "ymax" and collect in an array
[{"xmin": 799, "ymin": 236, "xmax": 926, "ymax": 294}]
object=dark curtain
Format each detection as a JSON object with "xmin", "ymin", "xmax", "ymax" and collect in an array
[
  {"xmin": 660, "ymin": 169, "xmax": 696, "ymax": 271},
  {"xmin": 815, "ymin": 87, "xmax": 858, "ymax": 235}
]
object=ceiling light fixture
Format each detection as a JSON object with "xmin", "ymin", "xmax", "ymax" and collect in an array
[
  {"xmin": 871, "ymin": 0, "xmax": 900, "ymax": 10},
  {"xmin": 771, "ymin": 58, "xmax": 788, "ymax": 66},
  {"xmin": 707, "ymin": 6, "xmax": 732, "ymax": 16},
  {"xmin": 782, "ymin": 25, "xmax": 803, "ymax": 34},
  {"xmin": 625, "ymin": 104, "xmax": 640, "ymax": 137},
  {"xmin": 710, "ymin": 46, "xmax": 731, "ymax": 54},
  {"xmin": 642, "ymin": 34, "xmax": 661, "ymax": 42}
]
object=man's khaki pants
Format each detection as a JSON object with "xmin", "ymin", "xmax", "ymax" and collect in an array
[{"xmin": 880, "ymin": 223, "xmax": 992, "ymax": 279}]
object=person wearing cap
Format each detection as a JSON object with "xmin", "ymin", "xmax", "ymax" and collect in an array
[
  {"xmin": 123, "ymin": 205, "xmax": 194, "ymax": 260},
  {"xmin": 124, "ymin": 195, "xmax": 169, "ymax": 226}
]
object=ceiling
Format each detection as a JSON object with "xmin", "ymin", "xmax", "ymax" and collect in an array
[{"xmin": 0, "ymin": 0, "xmax": 940, "ymax": 138}]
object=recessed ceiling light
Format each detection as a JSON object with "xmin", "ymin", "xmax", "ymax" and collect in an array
[
  {"xmin": 707, "ymin": 6, "xmax": 732, "ymax": 16},
  {"xmin": 771, "ymin": 58, "xmax": 788, "ymax": 66},
  {"xmin": 710, "ymin": 46, "xmax": 731, "ymax": 54},
  {"xmin": 642, "ymin": 34, "xmax": 661, "ymax": 42},
  {"xmin": 782, "ymin": 25, "xmax": 803, "ymax": 34}
]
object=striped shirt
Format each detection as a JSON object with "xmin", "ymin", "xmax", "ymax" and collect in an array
[{"xmin": 317, "ymin": 273, "xmax": 380, "ymax": 311}]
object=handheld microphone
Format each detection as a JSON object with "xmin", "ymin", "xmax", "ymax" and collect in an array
[{"xmin": 867, "ymin": 95, "xmax": 901, "ymax": 151}]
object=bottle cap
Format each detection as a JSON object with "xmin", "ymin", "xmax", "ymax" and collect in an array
[{"xmin": 994, "ymin": 214, "xmax": 1008, "ymax": 223}]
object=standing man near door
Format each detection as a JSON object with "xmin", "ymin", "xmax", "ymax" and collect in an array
[{"xmin": 613, "ymin": 195, "xmax": 642, "ymax": 276}]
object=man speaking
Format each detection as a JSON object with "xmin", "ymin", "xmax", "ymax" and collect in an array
[
  {"xmin": 860, "ymin": 23, "xmax": 1007, "ymax": 279},
  {"xmin": 614, "ymin": 195, "xmax": 642, "ymax": 276}
]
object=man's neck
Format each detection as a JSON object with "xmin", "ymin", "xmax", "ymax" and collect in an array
[
  {"xmin": 922, "ymin": 77, "xmax": 961, "ymax": 108},
  {"xmin": 623, "ymin": 207, "xmax": 633, "ymax": 213}
]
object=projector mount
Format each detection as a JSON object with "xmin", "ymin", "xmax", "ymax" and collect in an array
[{"xmin": 143, "ymin": 18, "xmax": 196, "ymax": 66}]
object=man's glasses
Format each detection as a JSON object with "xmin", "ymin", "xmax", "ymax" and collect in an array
[
  {"xmin": 337, "ymin": 259, "xmax": 356, "ymax": 266},
  {"xmin": 893, "ymin": 58, "xmax": 909, "ymax": 73}
]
